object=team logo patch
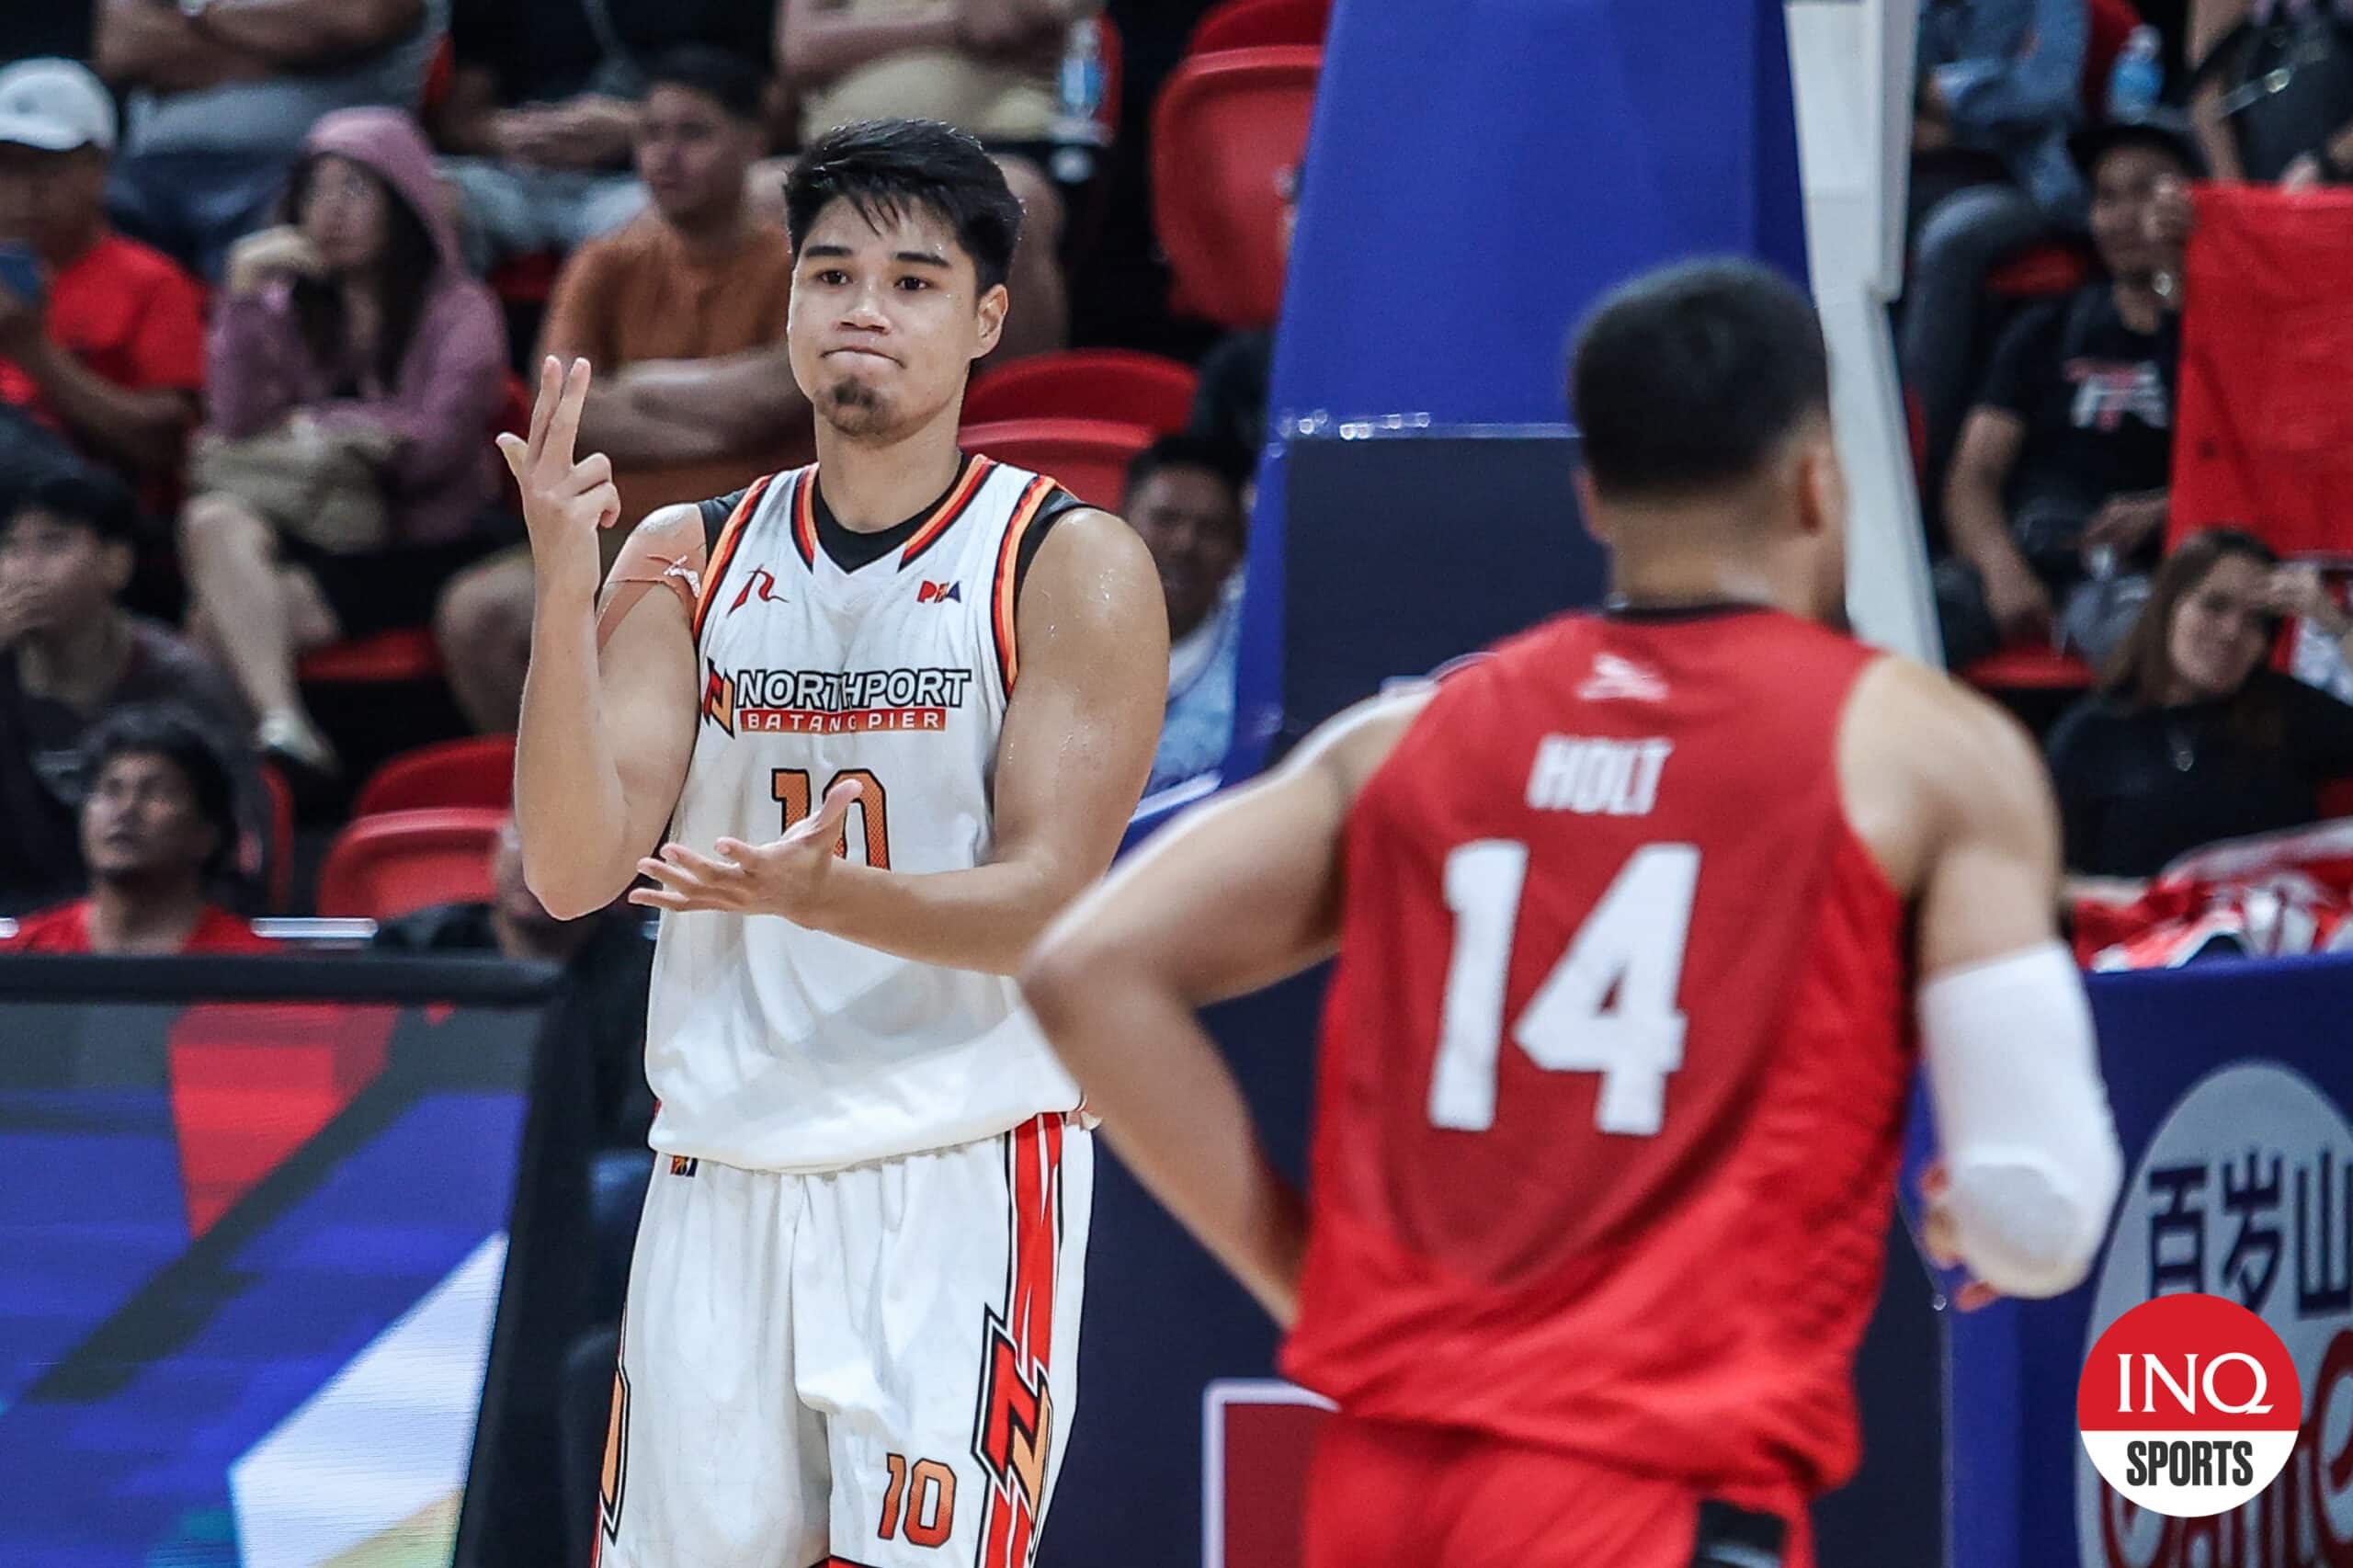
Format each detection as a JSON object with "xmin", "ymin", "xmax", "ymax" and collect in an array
[
  {"xmin": 726, "ymin": 567, "xmax": 785, "ymax": 614},
  {"xmin": 918, "ymin": 579, "xmax": 962, "ymax": 605},
  {"xmin": 1575, "ymin": 652, "xmax": 1668, "ymax": 704},
  {"xmin": 667, "ymin": 1155, "xmax": 698, "ymax": 1177},
  {"xmin": 2077, "ymin": 1291, "xmax": 2301, "ymax": 1518}
]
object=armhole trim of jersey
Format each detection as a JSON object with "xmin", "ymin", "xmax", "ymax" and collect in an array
[
  {"xmin": 690, "ymin": 471, "xmax": 778, "ymax": 647},
  {"xmin": 790, "ymin": 468, "xmax": 818, "ymax": 571},
  {"xmin": 988, "ymin": 475, "xmax": 1061, "ymax": 699}
]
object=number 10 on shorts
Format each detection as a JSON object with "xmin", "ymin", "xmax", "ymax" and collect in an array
[{"xmin": 880, "ymin": 1454, "xmax": 956, "ymax": 1549}]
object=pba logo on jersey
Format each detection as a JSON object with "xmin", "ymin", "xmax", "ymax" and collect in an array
[
  {"xmin": 2076, "ymin": 1292, "xmax": 2301, "ymax": 1517},
  {"xmin": 917, "ymin": 579, "xmax": 962, "ymax": 605},
  {"xmin": 726, "ymin": 567, "xmax": 785, "ymax": 615},
  {"xmin": 700, "ymin": 659, "xmax": 976, "ymax": 735}
]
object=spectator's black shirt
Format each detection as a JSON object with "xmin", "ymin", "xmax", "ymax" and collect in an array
[
  {"xmin": 1980, "ymin": 283, "xmax": 2177, "ymax": 532},
  {"xmin": 2046, "ymin": 670, "xmax": 2353, "ymax": 877},
  {"xmin": 452, "ymin": 0, "xmax": 774, "ymax": 106}
]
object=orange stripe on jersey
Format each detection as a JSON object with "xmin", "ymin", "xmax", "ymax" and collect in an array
[
  {"xmin": 988, "ymin": 477, "xmax": 1057, "ymax": 698},
  {"xmin": 790, "ymin": 469, "xmax": 818, "ymax": 571},
  {"xmin": 691, "ymin": 472, "xmax": 775, "ymax": 644},
  {"xmin": 897, "ymin": 455, "xmax": 995, "ymax": 570},
  {"xmin": 978, "ymin": 1113, "xmax": 1063, "ymax": 1568}
]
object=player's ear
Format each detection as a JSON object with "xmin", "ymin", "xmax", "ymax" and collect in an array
[
  {"xmin": 1793, "ymin": 426, "xmax": 1846, "ymax": 540},
  {"xmin": 1574, "ymin": 469, "xmax": 1612, "ymax": 549},
  {"xmin": 972, "ymin": 281, "xmax": 1010, "ymax": 361}
]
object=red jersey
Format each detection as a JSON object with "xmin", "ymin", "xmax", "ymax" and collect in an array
[
  {"xmin": 1281, "ymin": 606, "xmax": 1914, "ymax": 1500},
  {"xmin": 4, "ymin": 900, "xmax": 274, "ymax": 955}
]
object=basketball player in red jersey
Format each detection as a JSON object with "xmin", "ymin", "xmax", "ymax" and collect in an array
[{"xmin": 1023, "ymin": 260, "xmax": 2124, "ymax": 1567}]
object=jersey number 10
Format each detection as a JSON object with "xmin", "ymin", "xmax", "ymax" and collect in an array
[
  {"xmin": 772, "ymin": 768, "xmax": 892, "ymax": 868},
  {"xmin": 1427, "ymin": 842, "xmax": 1699, "ymax": 1137}
]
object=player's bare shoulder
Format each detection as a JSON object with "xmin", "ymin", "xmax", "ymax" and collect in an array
[{"xmin": 1836, "ymin": 653, "xmax": 2059, "ymax": 899}]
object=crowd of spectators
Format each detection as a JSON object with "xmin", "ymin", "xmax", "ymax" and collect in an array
[
  {"xmin": 1910, "ymin": 0, "xmax": 2353, "ymax": 941},
  {"xmin": 0, "ymin": 9, "xmax": 1256, "ymax": 1550}
]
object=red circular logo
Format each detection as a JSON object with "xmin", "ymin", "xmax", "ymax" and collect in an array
[{"xmin": 2077, "ymin": 1293, "xmax": 2302, "ymax": 1517}]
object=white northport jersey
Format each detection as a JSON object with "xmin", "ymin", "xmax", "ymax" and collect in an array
[{"xmin": 645, "ymin": 456, "xmax": 1088, "ymax": 1173}]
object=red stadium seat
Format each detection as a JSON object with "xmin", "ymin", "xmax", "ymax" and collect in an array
[
  {"xmin": 1153, "ymin": 47, "xmax": 1320, "ymax": 329},
  {"xmin": 961, "ymin": 417, "xmax": 1156, "ymax": 511},
  {"xmin": 352, "ymin": 733, "xmax": 517, "ymax": 817},
  {"xmin": 1189, "ymin": 0, "xmax": 1331, "ymax": 55},
  {"xmin": 1961, "ymin": 643, "xmax": 2097, "ymax": 691},
  {"xmin": 1985, "ymin": 241, "xmax": 2093, "ymax": 300},
  {"xmin": 316, "ymin": 806, "xmax": 506, "ymax": 920},
  {"xmin": 297, "ymin": 626, "xmax": 444, "ymax": 685},
  {"xmin": 963, "ymin": 350, "xmax": 1199, "ymax": 434}
]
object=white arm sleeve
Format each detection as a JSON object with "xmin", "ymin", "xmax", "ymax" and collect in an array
[{"xmin": 1919, "ymin": 940, "xmax": 2124, "ymax": 1299}]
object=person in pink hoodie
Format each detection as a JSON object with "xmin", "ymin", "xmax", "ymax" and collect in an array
[{"xmin": 179, "ymin": 107, "xmax": 507, "ymax": 776}]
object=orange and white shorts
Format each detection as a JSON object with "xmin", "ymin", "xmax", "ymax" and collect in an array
[{"xmin": 597, "ymin": 1113, "xmax": 1089, "ymax": 1568}]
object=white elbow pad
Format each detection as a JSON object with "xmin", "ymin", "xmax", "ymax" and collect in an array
[{"xmin": 1919, "ymin": 940, "xmax": 2125, "ymax": 1298}]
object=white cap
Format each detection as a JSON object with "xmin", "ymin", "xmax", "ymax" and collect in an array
[{"xmin": 0, "ymin": 59, "xmax": 118, "ymax": 154}]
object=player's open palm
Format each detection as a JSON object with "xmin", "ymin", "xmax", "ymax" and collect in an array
[
  {"xmin": 494, "ymin": 356, "xmax": 622, "ymax": 605},
  {"xmin": 631, "ymin": 778, "xmax": 866, "ymax": 921}
]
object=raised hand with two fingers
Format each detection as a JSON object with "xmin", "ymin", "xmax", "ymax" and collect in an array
[{"xmin": 494, "ymin": 355, "xmax": 623, "ymax": 607}]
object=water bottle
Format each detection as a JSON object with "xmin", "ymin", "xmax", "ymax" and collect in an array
[
  {"xmin": 2109, "ymin": 26, "xmax": 2164, "ymax": 119},
  {"xmin": 1050, "ymin": 21, "xmax": 1107, "ymax": 186}
]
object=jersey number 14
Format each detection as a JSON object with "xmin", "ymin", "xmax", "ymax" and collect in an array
[{"xmin": 1427, "ymin": 842, "xmax": 1699, "ymax": 1137}]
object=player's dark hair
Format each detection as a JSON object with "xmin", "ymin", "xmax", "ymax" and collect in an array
[
  {"xmin": 783, "ymin": 119, "xmax": 1024, "ymax": 294},
  {"xmin": 1124, "ymin": 433, "xmax": 1251, "ymax": 511},
  {"xmin": 1568, "ymin": 258, "xmax": 1831, "ymax": 501},
  {"xmin": 82, "ymin": 702, "xmax": 242, "ymax": 878},
  {"xmin": 644, "ymin": 45, "xmax": 768, "ymax": 124}
]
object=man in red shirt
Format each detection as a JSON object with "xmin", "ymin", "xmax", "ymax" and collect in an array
[
  {"xmin": 5, "ymin": 704, "xmax": 268, "ymax": 955},
  {"xmin": 1024, "ymin": 262, "xmax": 2123, "ymax": 1566},
  {"xmin": 0, "ymin": 60, "xmax": 206, "ymax": 497}
]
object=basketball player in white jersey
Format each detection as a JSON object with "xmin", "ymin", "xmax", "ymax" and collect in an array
[{"xmin": 498, "ymin": 119, "xmax": 1167, "ymax": 1568}]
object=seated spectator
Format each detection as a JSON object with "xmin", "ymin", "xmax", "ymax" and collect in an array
[
  {"xmin": 373, "ymin": 815, "xmax": 656, "ymax": 1145},
  {"xmin": 2187, "ymin": 0, "xmax": 2353, "ymax": 183},
  {"xmin": 779, "ymin": 0, "xmax": 1093, "ymax": 363},
  {"xmin": 1127, "ymin": 435, "xmax": 1247, "ymax": 794},
  {"xmin": 0, "ymin": 60, "xmax": 206, "ymax": 501},
  {"xmin": 180, "ymin": 108, "xmax": 507, "ymax": 776},
  {"xmin": 432, "ymin": 48, "xmax": 806, "ymax": 733},
  {"xmin": 94, "ymin": 0, "xmax": 442, "ymax": 282},
  {"xmin": 428, "ymin": 0, "xmax": 774, "ymax": 273},
  {"xmin": 0, "ymin": 462, "xmax": 253, "ymax": 915},
  {"xmin": 1186, "ymin": 162, "xmax": 1296, "ymax": 471},
  {"xmin": 1904, "ymin": 0, "xmax": 2087, "ymax": 499},
  {"xmin": 2048, "ymin": 528, "xmax": 2353, "ymax": 902},
  {"xmin": 2, "ymin": 704, "xmax": 270, "ymax": 953},
  {"xmin": 1938, "ymin": 112, "xmax": 2200, "ymax": 669}
]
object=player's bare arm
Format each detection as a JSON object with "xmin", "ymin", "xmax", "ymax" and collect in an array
[
  {"xmin": 1022, "ymin": 688, "xmax": 1434, "ymax": 1324},
  {"xmin": 505, "ymin": 357, "xmax": 700, "ymax": 919},
  {"xmin": 1843, "ymin": 658, "xmax": 2123, "ymax": 1307},
  {"xmin": 629, "ymin": 507, "xmax": 1167, "ymax": 974}
]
